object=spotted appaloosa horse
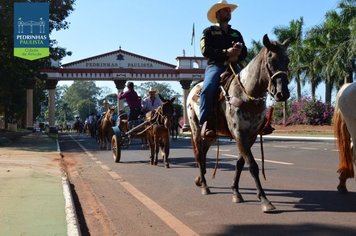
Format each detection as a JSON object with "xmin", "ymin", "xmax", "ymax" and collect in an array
[
  {"xmin": 145, "ymin": 94, "xmax": 175, "ymax": 168},
  {"xmin": 187, "ymin": 34, "xmax": 290, "ymax": 213},
  {"xmin": 333, "ymin": 82, "xmax": 356, "ymax": 193},
  {"xmin": 99, "ymin": 107, "xmax": 115, "ymax": 150}
]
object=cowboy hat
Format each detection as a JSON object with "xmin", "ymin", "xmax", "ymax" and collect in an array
[
  {"xmin": 207, "ymin": 0, "xmax": 238, "ymax": 23},
  {"xmin": 148, "ymin": 87, "xmax": 157, "ymax": 93}
]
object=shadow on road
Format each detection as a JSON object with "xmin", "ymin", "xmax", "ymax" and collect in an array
[{"xmin": 216, "ymin": 223, "xmax": 356, "ymax": 236}]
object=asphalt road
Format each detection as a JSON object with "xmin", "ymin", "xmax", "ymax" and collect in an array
[{"xmin": 59, "ymin": 132, "xmax": 356, "ymax": 236}]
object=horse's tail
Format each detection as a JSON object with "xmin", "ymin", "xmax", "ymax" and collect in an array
[{"xmin": 333, "ymin": 102, "xmax": 355, "ymax": 179}]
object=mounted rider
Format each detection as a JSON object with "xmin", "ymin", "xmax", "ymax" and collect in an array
[
  {"xmin": 199, "ymin": 0, "xmax": 274, "ymax": 139},
  {"xmin": 199, "ymin": 0, "xmax": 247, "ymax": 138},
  {"xmin": 118, "ymin": 82, "xmax": 143, "ymax": 121}
]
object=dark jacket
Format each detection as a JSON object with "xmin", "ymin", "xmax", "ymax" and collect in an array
[{"xmin": 200, "ymin": 24, "xmax": 247, "ymax": 67}]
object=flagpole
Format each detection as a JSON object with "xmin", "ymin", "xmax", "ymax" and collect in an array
[
  {"xmin": 191, "ymin": 23, "xmax": 196, "ymax": 57},
  {"xmin": 194, "ymin": 39, "xmax": 196, "ymax": 57}
]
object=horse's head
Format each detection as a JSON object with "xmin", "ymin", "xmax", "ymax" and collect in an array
[
  {"xmin": 262, "ymin": 34, "xmax": 290, "ymax": 102},
  {"xmin": 104, "ymin": 107, "xmax": 116, "ymax": 125},
  {"xmin": 158, "ymin": 94, "xmax": 175, "ymax": 128}
]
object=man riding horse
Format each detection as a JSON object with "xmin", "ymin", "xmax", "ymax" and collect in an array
[{"xmin": 199, "ymin": 0, "xmax": 274, "ymax": 139}]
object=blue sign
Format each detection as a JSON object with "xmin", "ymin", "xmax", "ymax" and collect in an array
[{"xmin": 14, "ymin": 2, "xmax": 49, "ymax": 60}]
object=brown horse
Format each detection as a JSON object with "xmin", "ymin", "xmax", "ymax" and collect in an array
[
  {"xmin": 333, "ymin": 82, "xmax": 356, "ymax": 193},
  {"xmin": 99, "ymin": 107, "xmax": 115, "ymax": 150},
  {"xmin": 146, "ymin": 94, "xmax": 175, "ymax": 168},
  {"xmin": 187, "ymin": 34, "xmax": 290, "ymax": 213}
]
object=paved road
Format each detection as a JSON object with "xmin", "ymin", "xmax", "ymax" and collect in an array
[{"xmin": 59, "ymin": 132, "xmax": 356, "ymax": 236}]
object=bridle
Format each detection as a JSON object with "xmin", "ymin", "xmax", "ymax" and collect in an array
[
  {"xmin": 265, "ymin": 59, "xmax": 288, "ymax": 97},
  {"xmin": 227, "ymin": 52, "xmax": 288, "ymax": 104}
]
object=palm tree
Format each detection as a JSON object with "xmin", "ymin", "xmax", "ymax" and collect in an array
[
  {"xmin": 246, "ymin": 40, "xmax": 263, "ymax": 63},
  {"xmin": 303, "ymin": 28, "xmax": 324, "ymax": 101},
  {"xmin": 314, "ymin": 0, "xmax": 355, "ymax": 102},
  {"xmin": 273, "ymin": 17, "xmax": 305, "ymax": 101}
]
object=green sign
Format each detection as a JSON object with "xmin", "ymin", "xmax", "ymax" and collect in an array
[{"xmin": 14, "ymin": 3, "xmax": 49, "ymax": 60}]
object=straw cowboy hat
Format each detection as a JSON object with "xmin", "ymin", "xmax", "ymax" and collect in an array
[
  {"xmin": 148, "ymin": 87, "xmax": 158, "ymax": 94},
  {"xmin": 207, "ymin": 0, "xmax": 238, "ymax": 23}
]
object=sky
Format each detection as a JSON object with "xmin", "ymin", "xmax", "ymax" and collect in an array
[{"xmin": 51, "ymin": 0, "xmax": 340, "ymax": 99}]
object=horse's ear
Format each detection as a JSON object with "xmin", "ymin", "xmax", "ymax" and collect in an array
[
  {"xmin": 262, "ymin": 34, "xmax": 271, "ymax": 49},
  {"xmin": 170, "ymin": 97, "xmax": 175, "ymax": 103},
  {"xmin": 263, "ymin": 34, "xmax": 278, "ymax": 52},
  {"xmin": 158, "ymin": 93, "xmax": 165, "ymax": 102},
  {"xmin": 282, "ymin": 38, "xmax": 290, "ymax": 48}
]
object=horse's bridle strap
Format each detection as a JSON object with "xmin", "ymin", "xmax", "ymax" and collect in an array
[{"xmin": 228, "ymin": 63, "xmax": 259, "ymax": 101}]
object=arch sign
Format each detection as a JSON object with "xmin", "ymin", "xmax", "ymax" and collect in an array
[{"xmin": 42, "ymin": 49, "xmax": 207, "ymax": 83}]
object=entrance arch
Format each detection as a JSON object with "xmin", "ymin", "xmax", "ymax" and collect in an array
[{"xmin": 34, "ymin": 48, "xmax": 207, "ymax": 131}]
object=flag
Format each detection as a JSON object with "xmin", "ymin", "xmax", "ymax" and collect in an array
[{"xmin": 191, "ymin": 23, "xmax": 195, "ymax": 45}]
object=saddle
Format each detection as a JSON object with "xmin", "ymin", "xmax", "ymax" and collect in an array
[{"xmin": 191, "ymin": 70, "xmax": 237, "ymax": 138}]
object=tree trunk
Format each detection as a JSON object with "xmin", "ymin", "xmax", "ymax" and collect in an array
[
  {"xmin": 296, "ymin": 74, "xmax": 302, "ymax": 101},
  {"xmin": 283, "ymin": 101, "xmax": 287, "ymax": 126},
  {"xmin": 325, "ymin": 78, "xmax": 333, "ymax": 104},
  {"xmin": 346, "ymin": 71, "xmax": 353, "ymax": 83},
  {"xmin": 311, "ymin": 77, "xmax": 316, "ymax": 101}
]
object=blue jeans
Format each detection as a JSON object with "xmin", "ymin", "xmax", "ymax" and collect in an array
[{"xmin": 199, "ymin": 65, "xmax": 225, "ymax": 126}]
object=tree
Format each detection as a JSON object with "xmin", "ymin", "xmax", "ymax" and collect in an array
[
  {"xmin": 245, "ymin": 40, "xmax": 263, "ymax": 63},
  {"xmin": 136, "ymin": 82, "xmax": 182, "ymax": 104},
  {"xmin": 61, "ymin": 81, "xmax": 101, "ymax": 121},
  {"xmin": 0, "ymin": 0, "xmax": 75, "ymax": 128},
  {"xmin": 273, "ymin": 17, "xmax": 305, "ymax": 101},
  {"xmin": 306, "ymin": 0, "xmax": 355, "ymax": 103},
  {"xmin": 303, "ymin": 29, "xmax": 324, "ymax": 101}
]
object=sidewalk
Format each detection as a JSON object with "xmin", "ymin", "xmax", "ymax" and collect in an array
[{"xmin": 0, "ymin": 131, "xmax": 79, "ymax": 236}]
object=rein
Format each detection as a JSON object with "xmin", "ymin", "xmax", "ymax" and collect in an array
[
  {"xmin": 228, "ymin": 63, "xmax": 288, "ymax": 101},
  {"xmin": 226, "ymin": 62, "xmax": 284, "ymax": 181},
  {"xmin": 137, "ymin": 105, "xmax": 171, "ymax": 135}
]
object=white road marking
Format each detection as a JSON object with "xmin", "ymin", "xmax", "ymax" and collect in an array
[
  {"xmin": 271, "ymin": 145, "xmax": 289, "ymax": 148},
  {"xmin": 222, "ymin": 153, "xmax": 294, "ymax": 165},
  {"xmin": 299, "ymin": 147, "xmax": 318, "ymax": 150},
  {"xmin": 70, "ymin": 134, "xmax": 198, "ymax": 236}
]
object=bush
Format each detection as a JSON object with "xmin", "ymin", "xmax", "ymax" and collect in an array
[{"xmin": 272, "ymin": 97, "xmax": 334, "ymax": 125}]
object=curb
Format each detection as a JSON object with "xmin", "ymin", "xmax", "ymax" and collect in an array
[
  {"xmin": 56, "ymin": 139, "xmax": 81, "ymax": 236},
  {"xmin": 262, "ymin": 135, "xmax": 336, "ymax": 142},
  {"xmin": 180, "ymin": 132, "xmax": 335, "ymax": 142}
]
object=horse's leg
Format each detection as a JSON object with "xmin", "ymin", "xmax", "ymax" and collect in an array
[
  {"xmin": 154, "ymin": 136, "xmax": 159, "ymax": 166},
  {"xmin": 146, "ymin": 131, "xmax": 155, "ymax": 165},
  {"xmin": 237, "ymin": 138, "xmax": 275, "ymax": 212},
  {"xmin": 163, "ymin": 139, "xmax": 170, "ymax": 168},
  {"xmin": 249, "ymin": 157, "xmax": 275, "ymax": 212},
  {"xmin": 337, "ymin": 172, "xmax": 348, "ymax": 194},
  {"xmin": 231, "ymin": 155, "xmax": 245, "ymax": 203},
  {"xmin": 99, "ymin": 128, "xmax": 104, "ymax": 149},
  {"xmin": 106, "ymin": 134, "xmax": 111, "ymax": 150},
  {"xmin": 192, "ymin": 137, "xmax": 211, "ymax": 195}
]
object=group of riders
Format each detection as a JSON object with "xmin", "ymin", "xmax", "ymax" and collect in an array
[
  {"xmin": 73, "ymin": 82, "xmax": 179, "ymax": 142},
  {"xmin": 117, "ymin": 82, "xmax": 162, "ymax": 128}
]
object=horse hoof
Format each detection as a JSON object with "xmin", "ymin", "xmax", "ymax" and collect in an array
[
  {"xmin": 165, "ymin": 163, "xmax": 170, "ymax": 168},
  {"xmin": 337, "ymin": 184, "xmax": 348, "ymax": 194},
  {"xmin": 261, "ymin": 201, "xmax": 276, "ymax": 213},
  {"xmin": 201, "ymin": 187, "xmax": 210, "ymax": 195},
  {"xmin": 194, "ymin": 176, "xmax": 202, "ymax": 187},
  {"xmin": 232, "ymin": 194, "xmax": 244, "ymax": 203}
]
